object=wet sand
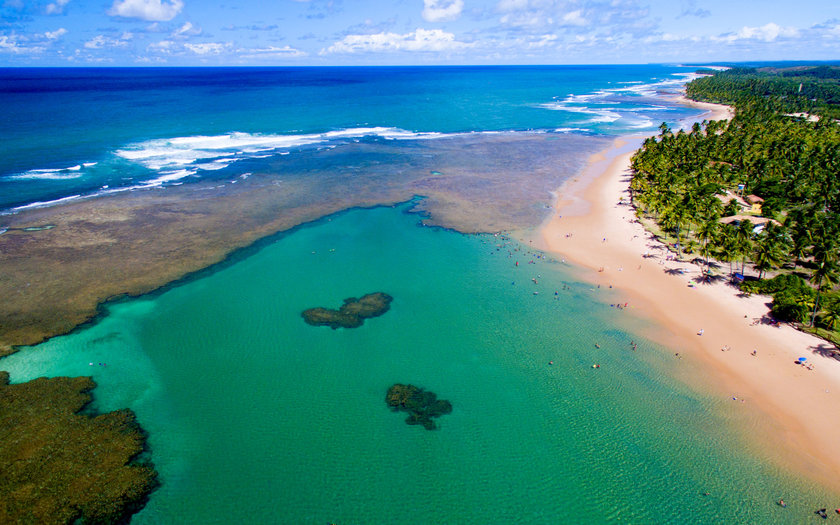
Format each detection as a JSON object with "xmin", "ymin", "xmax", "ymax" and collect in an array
[{"xmin": 538, "ymin": 104, "xmax": 840, "ymax": 492}]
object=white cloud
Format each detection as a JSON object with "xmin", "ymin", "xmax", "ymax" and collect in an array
[
  {"xmin": 108, "ymin": 0, "xmax": 184, "ymax": 22},
  {"xmin": 0, "ymin": 34, "xmax": 47, "ymax": 54},
  {"xmin": 44, "ymin": 28, "xmax": 68, "ymax": 40},
  {"xmin": 147, "ymin": 40, "xmax": 175, "ymax": 53},
  {"xmin": 0, "ymin": 35, "xmax": 25, "ymax": 54},
  {"xmin": 527, "ymin": 34, "xmax": 557, "ymax": 49},
  {"xmin": 323, "ymin": 28, "xmax": 471, "ymax": 54},
  {"xmin": 737, "ymin": 22, "xmax": 798, "ymax": 42},
  {"xmin": 46, "ymin": 0, "xmax": 70, "ymax": 15},
  {"xmin": 562, "ymin": 9, "xmax": 587, "ymax": 26},
  {"xmin": 84, "ymin": 33, "xmax": 131, "ymax": 49},
  {"xmin": 714, "ymin": 22, "xmax": 799, "ymax": 43},
  {"xmin": 499, "ymin": 12, "xmax": 543, "ymax": 28},
  {"xmin": 0, "ymin": 30, "xmax": 69, "ymax": 54},
  {"xmin": 237, "ymin": 45, "xmax": 308, "ymax": 59},
  {"xmin": 422, "ymin": 0, "xmax": 463, "ymax": 22},
  {"xmin": 184, "ymin": 42, "xmax": 231, "ymax": 55},
  {"xmin": 85, "ymin": 35, "xmax": 106, "ymax": 49},
  {"xmin": 173, "ymin": 21, "xmax": 202, "ymax": 37}
]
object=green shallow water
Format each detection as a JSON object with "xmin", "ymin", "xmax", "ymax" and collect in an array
[{"xmin": 2, "ymin": 203, "xmax": 833, "ymax": 523}]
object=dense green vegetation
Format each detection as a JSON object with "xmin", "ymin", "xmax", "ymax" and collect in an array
[
  {"xmin": 630, "ymin": 66, "xmax": 840, "ymax": 339},
  {"xmin": 687, "ymin": 65, "xmax": 840, "ymax": 119}
]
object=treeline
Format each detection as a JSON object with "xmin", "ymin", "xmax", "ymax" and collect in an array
[
  {"xmin": 687, "ymin": 65, "xmax": 840, "ymax": 119},
  {"xmin": 629, "ymin": 68, "xmax": 840, "ymax": 335}
]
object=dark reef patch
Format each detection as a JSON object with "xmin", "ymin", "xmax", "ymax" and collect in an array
[
  {"xmin": 0, "ymin": 371, "xmax": 157, "ymax": 524},
  {"xmin": 302, "ymin": 292, "xmax": 393, "ymax": 329},
  {"xmin": 386, "ymin": 384, "xmax": 452, "ymax": 430}
]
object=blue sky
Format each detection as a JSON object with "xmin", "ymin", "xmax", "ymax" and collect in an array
[{"xmin": 1, "ymin": 0, "xmax": 838, "ymax": 66}]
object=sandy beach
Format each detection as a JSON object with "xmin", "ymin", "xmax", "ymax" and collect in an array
[{"xmin": 538, "ymin": 102, "xmax": 840, "ymax": 493}]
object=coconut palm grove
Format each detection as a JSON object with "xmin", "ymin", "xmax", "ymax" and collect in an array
[{"xmin": 630, "ymin": 66, "xmax": 840, "ymax": 343}]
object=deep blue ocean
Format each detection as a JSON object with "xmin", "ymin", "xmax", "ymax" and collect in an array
[{"xmin": 0, "ymin": 65, "xmax": 701, "ymax": 212}]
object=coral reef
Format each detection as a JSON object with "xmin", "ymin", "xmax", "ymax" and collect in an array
[
  {"xmin": 302, "ymin": 292, "xmax": 393, "ymax": 329},
  {"xmin": 386, "ymin": 384, "xmax": 452, "ymax": 430},
  {"xmin": 0, "ymin": 371, "xmax": 157, "ymax": 524}
]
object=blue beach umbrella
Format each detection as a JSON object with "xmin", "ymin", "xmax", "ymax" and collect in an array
[{"xmin": 798, "ymin": 357, "xmax": 807, "ymax": 362}]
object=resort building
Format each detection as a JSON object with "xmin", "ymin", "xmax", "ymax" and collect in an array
[{"xmin": 745, "ymin": 194, "xmax": 764, "ymax": 214}]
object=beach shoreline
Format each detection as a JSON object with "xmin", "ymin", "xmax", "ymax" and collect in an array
[{"xmin": 537, "ymin": 101, "xmax": 840, "ymax": 493}]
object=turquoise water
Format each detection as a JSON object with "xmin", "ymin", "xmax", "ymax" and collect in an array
[{"xmin": 2, "ymin": 204, "xmax": 831, "ymax": 523}]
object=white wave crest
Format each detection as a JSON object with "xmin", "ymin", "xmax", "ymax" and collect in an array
[
  {"xmin": 538, "ymin": 69, "xmax": 703, "ymax": 130},
  {"xmin": 8, "ymin": 164, "xmax": 86, "ymax": 180},
  {"xmin": 12, "ymin": 194, "xmax": 83, "ymax": 211},
  {"xmin": 114, "ymin": 128, "xmax": 446, "ymax": 176},
  {"xmin": 539, "ymin": 101, "xmax": 622, "ymax": 123}
]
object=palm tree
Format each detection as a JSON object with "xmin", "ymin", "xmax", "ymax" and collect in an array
[
  {"xmin": 819, "ymin": 300, "xmax": 840, "ymax": 331},
  {"xmin": 697, "ymin": 218, "xmax": 720, "ymax": 271},
  {"xmin": 734, "ymin": 219, "xmax": 755, "ymax": 275},
  {"xmin": 752, "ymin": 223, "xmax": 788, "ymax": 279},
  {"xmin": 714, "ymin": 224, "xmax": 738, "ymax": 277},
  {"xmin": 809, "ymin": 234, "xmax": 839, "ymax": 327}
]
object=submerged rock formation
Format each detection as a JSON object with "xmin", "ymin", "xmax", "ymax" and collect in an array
[
  {"xmin": 0, "ymin": 371, "xmax": 157, "ymax": 524},
  {"xmin": 386, "ymin": 384, "xmax": 452, "ymax": 430},
  {"xmin": 302, "ymin": 292, "xmax": 393, "ymax": 329}
]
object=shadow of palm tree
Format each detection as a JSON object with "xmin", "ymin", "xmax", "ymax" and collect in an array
[
  {"xmin": 811, "ymin": 343, "xmax": 840, "ymax": 359},
  {"xmin": 698, "ymin": 274, "xmax": 726, "ymax": 285}
]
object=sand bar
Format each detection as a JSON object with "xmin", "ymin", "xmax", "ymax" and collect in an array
[{"xmin": 538, "ymin": 102, "xmax": 840, "ymax": 492}]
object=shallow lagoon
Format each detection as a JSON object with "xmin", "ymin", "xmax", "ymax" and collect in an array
[{"xmin": 2, "ymin": 203, "xmax": 830, "ymax": 523}]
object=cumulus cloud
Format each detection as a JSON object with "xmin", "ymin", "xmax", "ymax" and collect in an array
[
  {"xmin": 323, "ymin": 28, "xmax": 471, "ymax": 54},
  {"xmin": 84, "ymin": 33, "xmax": 131, "ymax": 49},
  {"xmin": 84, "ymin": 35, "xmax": 107, "ymax": 49},
  {"xmin": 147, "ymin": 39, "xmax": 175, "ymax": 52},
  {"xmin": 422, "ymin": 0, "xmax": 463, "ymax": 22},
  {"xmin": 0, "ymin": 31, "xmax": 65, "ymax": 54},
  {"xmin": 184, "ymin": 42, "xmax": 231, "ymax": 55},
  {"xmin": 236, "ymin": 45, "xmax": 308, "ymax": 59},
  {"xmin": 173, "ymin": 21, "xmax": 201, "ymax": 37},
  {"xmin": 527, "ymin": 34, "xmax": 557, "ymax": 48},
  {"xmin": 108, "ymin": 0, "xmax": 184, "ymax": 22},
  {"xmin": 44, "ymin": 28, "xmax": 68, "ymax": 39},
  {"xmin": 0, "ymin": 35, "xmax": 27, "ymax": 54},
  {"xmin": 45, "ymin": 0, "xmax": 70, "ymax": 15},
  {"xmin": 810, "ymin": 19, "xmax": 840, "ymax": 39},
  {"xmin": 562, "ymin": 9, "xmax": 587, "ymax": 26},
  {"xmin": 714, "ymin": 22, "xmax": 798, "ymax": 43}
]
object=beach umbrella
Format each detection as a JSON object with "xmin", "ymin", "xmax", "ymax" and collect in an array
[{"xmin": 798, "ymin": 357, "xmax": 807, "ymax": 362}]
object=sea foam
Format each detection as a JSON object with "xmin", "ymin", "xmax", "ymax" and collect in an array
[
  {"xmin": 115, "ymin": 128, "xmax": 447, "ymax": 184},
  {"xmin": 538, "ymin": 71, "xmax": 698, "ymax": 131}
]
